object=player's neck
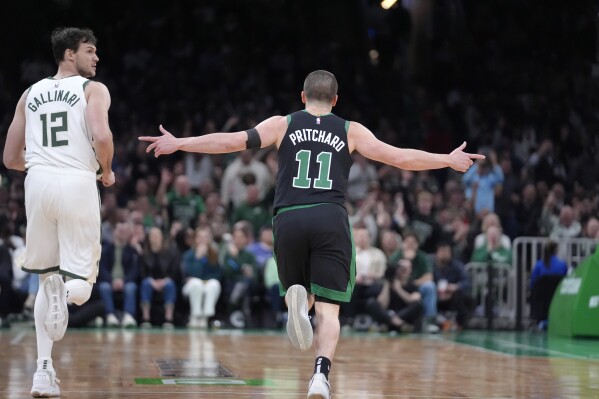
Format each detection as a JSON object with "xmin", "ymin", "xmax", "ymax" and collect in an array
[
  {"xmin": 304, "ymin": 103, "xmax": 332, "ymax": 116},
  {"xmin": 54, "ymin": 64, "xmax": 80, "ymax": 80}
]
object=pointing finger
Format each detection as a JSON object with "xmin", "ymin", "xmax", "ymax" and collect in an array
[
  {"xmin": 138, "ymin": 136, "xmax": 158, "ymax": 142},
  {"xmin": 467, "ymin": 153, "xmax": 486, "ymax": 159}
]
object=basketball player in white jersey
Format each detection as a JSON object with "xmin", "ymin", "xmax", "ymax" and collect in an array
[{"xmin": 3, "ymin": 27, "xmax": 115, "ymax": 397}]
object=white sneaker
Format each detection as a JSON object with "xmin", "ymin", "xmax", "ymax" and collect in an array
[
  {"xmin": 307, "ymin": 373, "xmax": 330, "ymax": 399},
  {"xmin": 43, "ymin": 275, "xmax": 68, "ymax": 341},
  {"xmin": 106, "ymin": 313, "xmax": 120, "ymax": 327},
  {"xmin": 121, "ymin": 313, "xmax": 137, "ymax": 328},
  {"xmin": 426, "ymin": 322, "xmax": 440, "ymax": 334},
  {"xmin": 31, "ymin": 369, "xmax": 60, "ymax": 397},
  {"xmin": 197, "ymin": 317, "xmax": 208, "ymax": 329},
  {"xmin": 187, "ymin": 316, "xmax": 200, "ymax": 328},
  {"xmin": 285, "ymin": 285, "xmax": 313, "ymax": 351}
]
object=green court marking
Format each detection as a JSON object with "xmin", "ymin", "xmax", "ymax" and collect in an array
[
  {"xmin": 446, "ymin": 331, "xmax": 599, "ymax": 359},
  {"xmin": 135, "ymin": 378, "xmax": 274, "ymax": 386}
]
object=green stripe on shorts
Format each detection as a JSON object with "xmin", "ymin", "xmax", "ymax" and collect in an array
[
  {"xmin": 310, "ymin": 217, "xmax": 356, "ymax": 302},
  {"xmin": 275, "ymin": 202, "xmax": 328, "ymax": 216},
  {"xmin": 60, "ymin": 270, "xmax": 90, "ymax": 281},
  {"xmin": 22, "ymin": 265, "xmax": 60, "ymax": 274}
]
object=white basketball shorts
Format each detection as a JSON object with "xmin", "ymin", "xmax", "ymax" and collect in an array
[{"xmin": 22, "ymin": 165, "xmax": 101, "ymax": 283}]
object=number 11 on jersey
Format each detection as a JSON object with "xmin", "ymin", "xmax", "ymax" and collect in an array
[{"xmin": 293, "ymin": 149, "xmax": 333, "ymax": 190}]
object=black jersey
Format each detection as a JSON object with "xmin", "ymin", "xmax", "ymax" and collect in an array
[{"xmin": 273, "ymin": 110, "xmax": 353, "ymax": 211}]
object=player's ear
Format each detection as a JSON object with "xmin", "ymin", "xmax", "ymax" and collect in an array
[
  {"xmin": 331, "ymin": 95, "xmax": 338, "ymax": 107},
  {"xmin": 301, "ymin": 91, "xmax": 307, "ymax": 104}
]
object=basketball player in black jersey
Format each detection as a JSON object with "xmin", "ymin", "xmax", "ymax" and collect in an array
[{"xmin": 140, "ymin": 70, "xmax": 484, "ymax": 399}]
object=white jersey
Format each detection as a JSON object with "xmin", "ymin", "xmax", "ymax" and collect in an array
[{"xmin": 24, "ymin": 76, "xmax": 99, "ymax": 174}]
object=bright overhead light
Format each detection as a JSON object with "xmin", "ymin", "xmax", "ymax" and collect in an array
[{"xmin": 381, "ymin": 0, "xmax": 398, "ymax": 10}]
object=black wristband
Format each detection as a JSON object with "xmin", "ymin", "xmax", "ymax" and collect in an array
[{"xmin": 245, "ymin": 128, "xmax": 261, "ymax": 149}]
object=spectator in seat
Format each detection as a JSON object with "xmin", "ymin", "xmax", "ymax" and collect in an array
[
  {"xmin": 389, "ymin": 232, "xmax": 438, "ymax": 332},
  {"xmin": 181, "ymin": 225, "xmax": 223, "ymax": 328},
  {"xmin": 344, "ymin": 226, "xmax": 387, "ymax": 324},
  {"xmin": 140, "ymin": 227, "xmax": 180, "ymax": 328},
  {"xmin": 98, "ymin": 222, "xmax": 140, "ymax": 327},
  {"xmin": 366, "ymin": 258, "xmax": 423, "ymax": 332},
  {"xmin": 529, "ymin": 241, "xmax": 568, "ymax": 329},
  {"xmin": 471, "ymin": 226, "xmax": 512, "ymax": 264},
  {"xmin": 432, "ymin": 241, "xmax": 473, "ymax": 330},
  {"xmin": 222, "ymin": 221, "xmax": 258, "ymax": 325}
]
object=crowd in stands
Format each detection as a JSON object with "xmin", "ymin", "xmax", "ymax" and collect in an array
[{"xmin": 0, "ymin": 1, "xmax": 597, "ymax": 331}]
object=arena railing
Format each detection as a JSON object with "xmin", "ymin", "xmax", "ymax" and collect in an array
[{"xmin": 512, "ymin": 237, "xmax": 598, "ymax": 330}]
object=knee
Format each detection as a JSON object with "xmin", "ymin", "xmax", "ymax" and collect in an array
[
  {"xmin": 419, "ymin": 281, "xmax": 436, "ymax": 294},
  {"xmin": 66, "ymin": 279, "xmax": 92, "ymax": 305},
  {"xmin": 124, "ymin": 282, "xmax": 137, "ymax": 294},
  {"xmin": 99, "ymin": 281, "xmax": 111, "ymax": 292},
  {"xmin": 206, "ymin": 279, "xmax": 221, "ymax": 292}
]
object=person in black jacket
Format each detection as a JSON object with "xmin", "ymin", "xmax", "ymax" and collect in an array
[
  {"xmin": 432, "ymin": 241, "xmax": 474, "ymax": 330},
  {"xmin": 98, "ymin": 222, "xmax": 140, "ymax": 327},
  {"xmin": 139, "ymin": 227, "xmax": 180, "ymax": 328}
]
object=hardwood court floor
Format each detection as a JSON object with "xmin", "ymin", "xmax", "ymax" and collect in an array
[{"xmin": 1, "ymin": 328, "xmax": 598, "ymax": 398}]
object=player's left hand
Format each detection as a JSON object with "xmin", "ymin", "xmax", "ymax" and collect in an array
[
  {"xmin": 448, "ymin": 141, "xmax": 485, "ymax": 172},
  {"xmin": 139, "ymin": 125, "xmax": 179, "ymax": 157}
]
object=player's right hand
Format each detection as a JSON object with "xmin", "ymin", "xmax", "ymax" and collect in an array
[{"xmin": 101, "ymin": 170, "xmax": 115, "ymax": 187}]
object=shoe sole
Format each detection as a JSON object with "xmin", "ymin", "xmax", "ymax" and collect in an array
[
  {"xmin": 43, "ymin": 275, "xmax": 68, "ymax": 341},
  {"xmin": 31, "ymin": 389, "xmax": 60, "ymax": 398},
  {"xmin": 307, "ymin": 394, "xmax": 329, "ymax": 399},
  {"xmin": 285, "ymin": 285, "xmax": 313, "ymax": 351}
]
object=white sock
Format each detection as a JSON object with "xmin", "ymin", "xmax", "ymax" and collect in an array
[
  {"xmin": 37, "ymin": 357, "xmax": 54, "ymax": 372},
  {"xmin": 34, "ymin": 275, "xmax": 54, "ymax": 363}
]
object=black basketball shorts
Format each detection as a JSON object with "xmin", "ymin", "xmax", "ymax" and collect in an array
[{"xmin": 272, "ymin": 202, "xmax": 355, "ymax": 302}]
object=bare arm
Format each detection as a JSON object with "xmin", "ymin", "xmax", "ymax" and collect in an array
[
  {"xmin": 348, "ymin": 122, "xmax": 484, "ymax": 172},
  {"xmin": 377, "ymin": 280, "xmax": 391, "ymax": 309},
  {"xmin": 394, "ymin": 282, "xmax": 422, "ymax": 303},
  {"xmin": 139, "ymin": 116, "xmax": 287, "ymax": 157},
  {"xmin": 3, "ymin": 91, "xmax": 27, "ymax": 171},
  {"xmin": 85, "ymin": 82, "xmax": 115, "ymax": 186}
]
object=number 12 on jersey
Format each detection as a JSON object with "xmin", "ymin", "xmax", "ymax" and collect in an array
[
  {"xmin": 40, "ymin": 112, "xmax": 69, "ymax": 147},
  {"xmin": 293, "ymin": 149, "xmax": 332, "ymax": 190}
]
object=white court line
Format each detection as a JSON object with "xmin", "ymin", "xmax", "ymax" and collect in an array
[{"xmin": 10, "ymin": 331, "xmax": 27, "ymax": 345}]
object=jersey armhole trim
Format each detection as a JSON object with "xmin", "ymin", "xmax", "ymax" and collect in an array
[
  {"xmin": 286, "ymin": 114, "xmax": 292, "ymax": 125},
  {"xmin": 344, "ymin": 120, "xmax": 350, "ymax": 134},
  {"xmin": 83, "ymin": 79, "xmax": 91, "ymax": 90}
]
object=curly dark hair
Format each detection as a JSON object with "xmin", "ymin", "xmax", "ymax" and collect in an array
[{"xmin": 50, "ymin": 27, "xmax": 97, "ymax": 65}]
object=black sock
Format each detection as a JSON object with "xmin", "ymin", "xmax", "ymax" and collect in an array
[{"xmin": 314, "ymin": 356, "xmax": 331, "ymax": 379}]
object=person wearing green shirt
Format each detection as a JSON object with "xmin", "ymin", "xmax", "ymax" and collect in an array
[
  {"xmin": 160, "ymin": 173, "xmax": 205, "ymax": 228},
  {"xmin": 231, "ymin": 184, "xmax": 270, "ymax": 237},
  {"xmin": 470, "ymin": 226, "xmax": 512, "ymax": 264},
  {"xmin": 388, "ymin": 232, "xmax": 439, "ymax": 332}
]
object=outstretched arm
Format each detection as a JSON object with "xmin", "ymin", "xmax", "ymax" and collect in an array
[
  {"xmin": 348, "ymin": 122, "xmax": 484, "ymax": 172},
  {"xmin": 3, "ymin": 91, "xmax": 27, "ymax": 171},
  {"xmin": 139, "ymin": 115, "xmax": 287, "ymax": 157}
]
